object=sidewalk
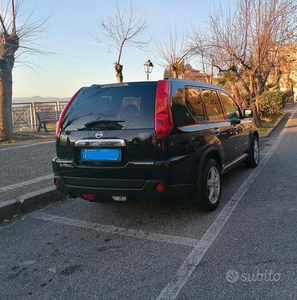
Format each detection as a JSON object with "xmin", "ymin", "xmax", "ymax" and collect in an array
[
  {"xmin": 0, "ymin": 104, "xmax": 295, "ymax": 223},
  {"xmin": 0, "ymin": 130, "xmax": 65, "ymax": 222}
]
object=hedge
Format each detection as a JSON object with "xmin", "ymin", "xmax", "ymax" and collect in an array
[{"xmin": 259, "ymin": 91, "xmax": 292, "ymax": 117}]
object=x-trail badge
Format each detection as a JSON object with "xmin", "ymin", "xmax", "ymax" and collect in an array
[{"xmin": 95, "ymin": 131, "xmax": 103, "ymax": 138}]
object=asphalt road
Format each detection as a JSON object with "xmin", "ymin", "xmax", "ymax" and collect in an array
[{"xmin": 0, "ymin": 107, "xmax": 296, "ymax": 300}]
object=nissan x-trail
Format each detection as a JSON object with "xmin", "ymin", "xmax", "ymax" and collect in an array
[{"xmin": 52, "ymin": 78, "xmax": 259, "ymax": 211}]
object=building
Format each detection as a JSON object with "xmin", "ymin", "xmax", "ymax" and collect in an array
[{"xmin": 180, "ymin": 69, "xmax": 210, "ymax": 83}]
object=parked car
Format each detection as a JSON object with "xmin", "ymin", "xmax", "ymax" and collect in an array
[{"xmin": 52, "ymin": 78, "xmax": 259, "ymax": 211}]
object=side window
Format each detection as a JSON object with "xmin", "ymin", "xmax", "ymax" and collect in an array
[
  {"xmin": 185, "ymin": 87, "xmax": 205, "ymax": 121},
  {"xmin": 172, "ymin": 88, "xmax": 196, "ymax": 127},
  {"xmin": 202, "ymin": 89, "xmax": 224, "ymax": 120},
  {"xmin": 219, "ymin": 92, "xmax": 240, "ymax": 120}
]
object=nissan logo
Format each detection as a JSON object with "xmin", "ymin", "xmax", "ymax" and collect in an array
[{"xmin": 95, "ymin": 131, "xmax": 103, "ymax": 138}]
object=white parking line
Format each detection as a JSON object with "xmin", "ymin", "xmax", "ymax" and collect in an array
[
  {"xmin": 33, "ymin": 213, "xmax": 199, "ymax": 247},
  {"xmin": 0, "ymin": 175, "xmax": 53, "ymax": 192},
  {"xmin": 0, "ymin": 140, "xmax": 54, "ymax": 152},
  {"xmin": 155, "ymin": 107, "xmax": 296, "ymax": 300}
]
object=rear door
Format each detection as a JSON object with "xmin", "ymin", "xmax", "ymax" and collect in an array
[
  {"xmin": 56, "ymin": 82, "xmax": 158, "ymax": 187},
  {"xmin": 202, "ymin": 89, "xmax": 236, "ymax": 165}
]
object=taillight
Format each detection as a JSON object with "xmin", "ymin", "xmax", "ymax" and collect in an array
[
  {"xmin": 155, "ymin": 183, "xmax": 165, "ymax": 193},
  {"xmin": 55, "ymin": 89, "xmax": 81, "ymax": 139},
  {"xmin": 54, "ymin": 178, "xmax": 59, "ymax": 188},
  {"xmin": 154, "ymin": 80, "xmax": 173, "ymax": 139},
  {"xmin": 81, "ymin": 194, "xmax": 96, "ymax": 201}
]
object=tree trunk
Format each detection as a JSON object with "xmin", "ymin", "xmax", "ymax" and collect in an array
[
  {"xmin": 115, "ymin": 63, "xmax": 123, "ymax": 83},
  {"xmin": 116, "ymin": 72, "xmax": 123, "ymax": 83},
  {"xmin": 0, "ymin": 58, "xmax": 14, "ymax": 141},
  {"xmin": 248, "ymin": 72, "xmax": 262, "ymax": 127},
  {"xmin": 253, "ymin": 95, "xmax": 262, "ymax": 128},
  {"xmin": 232, "ymin": 85, "xmax": 244, "ymax": 108}
]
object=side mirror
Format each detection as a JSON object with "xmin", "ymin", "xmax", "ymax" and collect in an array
[{"xmin": 244, "ymin": 109, "xmax": 253, "ymax": 118}]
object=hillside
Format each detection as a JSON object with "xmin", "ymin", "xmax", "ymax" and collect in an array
[{"xmin": 13, "ymin": 96, "xmax": 70, "ymax": 103}]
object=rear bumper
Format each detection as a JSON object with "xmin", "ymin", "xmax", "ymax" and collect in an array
[
  {"xmin": 53, "ymin": 175, "xmax": 196, "ymax": 201},
  {"xmin": 52, "ymin": 155, "xmax": 198, "ymax": 201}
]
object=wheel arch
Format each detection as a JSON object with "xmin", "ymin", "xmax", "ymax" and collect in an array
[
  {"xmin": 250, "ymin": 130, "xmax": 259, "ymax": 142},
  {"xmin": 203, "ymin": 148, "xmax": 223, "ymax": 171},
  {"xmin": 197, "ymin": 147, "xmax": 223, "ymax": 181}
]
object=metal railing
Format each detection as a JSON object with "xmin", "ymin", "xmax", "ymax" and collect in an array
[{"xmin": 12, "ymin": 101, "xmax": 68, "ymax": 131}]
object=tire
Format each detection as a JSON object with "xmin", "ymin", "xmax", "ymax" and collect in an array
[
  {"xmin": 195, "ymin": 158, "xmax": 221, "ymax": 212},
  {"xmin": 244, "ymin": 135, "xmax": 259, "ymax": 168}
]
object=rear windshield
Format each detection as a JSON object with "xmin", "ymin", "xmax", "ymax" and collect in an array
[{"xmin": 62, "ymin": 82, "xmax": 157, "ymax": 131}]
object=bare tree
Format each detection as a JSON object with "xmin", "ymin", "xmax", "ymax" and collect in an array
[
  {"xmin": 97, "ymin": 2, "xmax": 149, "ymax": 83},
  {"xmin": 0, "ymin": 0, "xmax": 48, "ymax": 141},
  {"xmin": 154, "ymin": 24, "xmax": 192, "ymax": 78},
  {"xmin": 188, "ymin": 30, "xmax": 217, "ymax": 84},
  {"xmin": 191, "ymin": 0, "xmax": 297, "ymax": 127}
]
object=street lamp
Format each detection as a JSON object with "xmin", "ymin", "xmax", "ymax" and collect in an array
[{"xmin": 144, "ymin": 59, "xmax": 154, "ymax": 81}]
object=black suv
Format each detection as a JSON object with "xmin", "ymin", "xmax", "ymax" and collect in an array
[{"xmin": 52, "ymin": 78, "xmax": 259, "ymax": 211}]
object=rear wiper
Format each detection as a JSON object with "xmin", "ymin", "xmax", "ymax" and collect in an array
[
  {"xmin": 84, "ymin": 120, "xmax": 125, "ymax": 128},
  {"xmin": 78, "ymin": 120, "xmax": 126, "ymax": 130}
]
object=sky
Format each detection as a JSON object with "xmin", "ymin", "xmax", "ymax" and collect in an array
[{"xmin": 12, "ymin": 0, "xmax": 222, "ymax": 98}]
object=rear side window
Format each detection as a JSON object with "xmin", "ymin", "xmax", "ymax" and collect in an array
[
  {"xmin": 171, "ymin": 88, "xmax": 196, "ymax": 127},
  {"xmin": 202, "ymin": 89, "xmax": 224, "ymax": 120},
  {"xmin": 185, "ymin": 87, "xmax": 205, "ymax": 121},
  {"xmin": 62, "ymin": 83, "xmax": 156, "ymax": 131}
]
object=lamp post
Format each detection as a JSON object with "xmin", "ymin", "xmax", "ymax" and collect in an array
[{"xmin": 144, "ymin": 59, "xmax": 154, "ymax": 81}]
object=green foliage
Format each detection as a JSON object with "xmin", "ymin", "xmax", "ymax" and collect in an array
[
  {"xmin": 281, "ymin": 90, "xmax": 294, "ymax": 103},
  {"xmin": 163, "ymin": 63, "xmax": 193, "ymax": 79},
  {"xmin": 259, "ymin": 91, "xmax": 292, "ymax": 117},
  {"xmin": 217, "ymin": 70, "xmax": 237, "ymax": 87}
]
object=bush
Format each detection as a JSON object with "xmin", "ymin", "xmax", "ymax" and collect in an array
[
  {"xmin": 259, "ymin": 91, "xmax": 291, "ymax": 117},
  {"xmin": 281, "ymin": 90, "xmax": 294, "ymax": 103}
]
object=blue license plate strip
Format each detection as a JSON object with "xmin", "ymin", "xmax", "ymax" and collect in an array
[{"xmin": 81, "ymin": 148, "xmax": 121, "ymax": 162}]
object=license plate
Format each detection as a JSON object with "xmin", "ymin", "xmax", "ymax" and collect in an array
[{"xmin": 81, "ymin": 148, "xmax": 121, "ymax": 162}]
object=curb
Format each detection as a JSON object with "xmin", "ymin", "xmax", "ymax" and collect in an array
[
  {"xmin": 260, "ymin": 103, "xmax": 295, "ymax": 138},
  {"xmin": 0, "ymin": 187, "xmax": 66, "ymax": 223},
  {"xmin": 260, "ymin": 114, "xmax": 285, "ymax": 138}
]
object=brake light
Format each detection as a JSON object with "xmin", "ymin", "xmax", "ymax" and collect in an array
[
  {"xmin": 55, "ymin": 89, "xmax": 81, "ymax": 139},
  {"xmin": 154, "ymin": 80, "xmax": 173, "ymax": 139}
]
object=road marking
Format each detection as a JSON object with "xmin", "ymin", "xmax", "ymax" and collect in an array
[
  {"xmin": 0, "ymin": 140, "xmax": 54, "ymax": 152},
  {"xmin": 155, "ymin": 107, "xmax": 297, "ymax": 300},
  {"xmin": 0, "ymin": 175, "xmax": 53, "ymax": 192},
  {"xmin": 33, "ymin": 213, "xmax": 199, "ymax": 247}
]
